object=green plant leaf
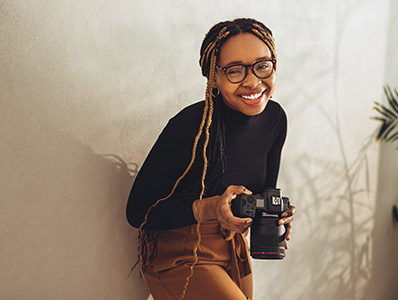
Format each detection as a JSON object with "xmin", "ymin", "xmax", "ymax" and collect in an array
[
  {"xmin": 386, "ymin": 130, "xmax": 398, "ymax": 142},
  {"xmin": 372, "ymin": 85, "xmax": 398, "ymax": 144},
  {"xmin": 381, "ymin": 122, "xmax": 396, "ymax": 140},
  {"xmin": 384, "ymin": 86, "xmax": 398, "ymax": 114},
  {"xmin": 373, "ymin": 102, "xmax": 396, "ymax": 119},
  {"xmin": 370, "ymin": 116, "xmax": 386, "ymax": 122}
]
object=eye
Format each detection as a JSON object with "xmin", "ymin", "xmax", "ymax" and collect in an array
[
  {"xmin": 226, "ymin": 66, "xmax": 244, "ymax": 75},
  {"xmin": 255, "ymin": 61, "xmax": 272, "ymax": 71}
]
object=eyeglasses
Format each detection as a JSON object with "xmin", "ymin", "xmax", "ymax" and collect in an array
[{"xmin": 216, "ymin": 59, "xmax": 276, "ymax": 84}]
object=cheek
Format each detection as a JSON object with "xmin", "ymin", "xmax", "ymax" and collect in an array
[
  {"xmin": 215, "ymin": 75, "xmax": 236, "ymax": 96},
  {"xmin": 264, "ymin": 74, "xmax": 276, "ymax": 91},
  {"xmin": 220, "ymin": 84, "xmax": 238, "ymax": 99}
]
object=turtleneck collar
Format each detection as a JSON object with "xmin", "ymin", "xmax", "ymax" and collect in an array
[{"xmin": 217, "ymin": 95, "xmax": 264, "ymax": 128}]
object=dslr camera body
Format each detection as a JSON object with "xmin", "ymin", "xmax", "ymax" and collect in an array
[{"xmin": 231, "ymin": 188, "xmax": 290, "ymax": 259}]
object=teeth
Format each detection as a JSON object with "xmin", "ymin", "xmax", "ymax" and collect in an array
[{"xmin": 240, "ymin": 91, "xmax": 263, "ymax": 100}]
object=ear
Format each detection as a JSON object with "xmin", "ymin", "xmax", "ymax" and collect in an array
[
  {"xmin": 208, "ymin": 80, "xmax": 218, "ymax": 90},
  {"xmin": 212, "ymin": 73, "xmax": 220, "ymax": 89}
]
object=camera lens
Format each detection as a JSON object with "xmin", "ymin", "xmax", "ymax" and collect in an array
[{"xmin": 250, "ymin": 214, "xmax": 286, "ymax": 259}]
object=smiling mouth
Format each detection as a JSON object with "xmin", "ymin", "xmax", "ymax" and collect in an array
[{"xmin": 239, "ymin": 90, "xmax": 266, "ymax": 100}]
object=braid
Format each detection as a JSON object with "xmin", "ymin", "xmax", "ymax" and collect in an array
[
  {"xmin": 179, "ymin": 27, "xmax": 229, "ymax": 300},
  {"xmin": 251, "ymin": 24, "xmax": 277, "ymax": 70},
  {"xmin": 138, "ymin": 87, "xmax": 210, "ymax": 273},
  {"xmin": 137, "ymin": 18, "xmax": 277, "ymax": 300},
  {"xmin": 137, "ymin": 26, "xmax": 230, "ymax": 276}
]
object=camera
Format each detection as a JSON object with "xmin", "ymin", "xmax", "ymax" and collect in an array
[{"xmin": 231, "ymin": 188, "xmax": 290, "ymax": 259}]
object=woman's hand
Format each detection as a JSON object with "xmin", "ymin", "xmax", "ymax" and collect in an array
[
  {"xmin": 278, "ymin": 205, "xmax": 296, "ymax": 249},
  {"xmin": 194, "ymin": 185, "xmax": 253, "ymax": 233}
]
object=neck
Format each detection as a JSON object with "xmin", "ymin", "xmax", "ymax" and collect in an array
[{"xmin": 218, "ymin": 96, "xmax": 260, "ymax": 128}]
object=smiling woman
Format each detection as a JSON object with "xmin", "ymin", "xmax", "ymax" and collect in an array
[{"xmin": 126, "ymin": 18, "xmax": 295, "ymax": 300}]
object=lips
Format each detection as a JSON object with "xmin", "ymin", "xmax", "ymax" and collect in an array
[
  {"xmin": 240, "ymin": 91, "xmax": 264, "ymax": 100},
  {"xmin": 238, "ymin": 89, "xmax": 266, "ymax": 105}
]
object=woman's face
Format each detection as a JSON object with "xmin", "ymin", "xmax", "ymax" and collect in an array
[{"xmin": 215, "ymin": 33, "xmax": 276, "ymax": 116}]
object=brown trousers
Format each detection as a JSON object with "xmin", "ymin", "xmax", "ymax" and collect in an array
[{"xmin": 143, "ymin": 221, "xmax": 252, "ymax": 300}]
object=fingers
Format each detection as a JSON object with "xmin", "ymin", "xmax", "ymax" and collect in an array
[
  {"xmin": 224, "ymin": 185, "xmax": 252, "ymax": 203},
  {"xmin": 223, "ymin": 217, "xmax": 252, "ymax": 233},
  {"xmin": 278, "ymin": 215, "xmax": 294, "ymax": 226},
  {"xmin": 219, "ymin": 203, "xmax": 252, "ymax": 233},
  {"xmin": 279, "ymin": 213, "xmax": 293, "ymax": 241},
  {"xmin": 279, "ymin": 205, "xmax": 295, "ymax": 226},
  {"xmin": 279, "ymin": 205, "xmax": 295, "ymax": 242},
  {"xmin": 281, "ymin": 205, "xmax": 296, "ymax": 217},
  {"xmin": 284, "ymin": 222, "xmax": 293, "ymax": 240},
  {"xmin": 218, "ymin": 185, "xmax": 253, "ymax": 233}
]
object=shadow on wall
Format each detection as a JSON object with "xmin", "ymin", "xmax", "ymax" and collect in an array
[
  {"xmin": 280, "ymin": 134, "xmax": 375, "ymax": 300},
  {"xmin": 276, "ymin": 79, "xmax": 377, "ymax": 300},
  {"xmin": 0, "ymin": 114, "xmax": 148, "ymax": 300}
]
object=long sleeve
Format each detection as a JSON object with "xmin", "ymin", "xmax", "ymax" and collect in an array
[
  {"xmin": 126, "ymin": 99, "xmax": 288, "ymax": 230},
  {"xmin": 126, "ymin": 103, "xmax": 205, "ymax": 230}
]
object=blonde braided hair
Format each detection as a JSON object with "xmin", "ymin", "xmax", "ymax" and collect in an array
[{"xmin": 179, "ymin": 27, "xmax": 230, "ymax": 300}]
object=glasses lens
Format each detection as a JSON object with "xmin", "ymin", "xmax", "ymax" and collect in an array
[
  {"xmin": 253, "ymin": 60, "xmax": 273, "ymax": 79},
  {"xmin": 225, "ymin": 65, "xmax": 246, "ymax": 83}
]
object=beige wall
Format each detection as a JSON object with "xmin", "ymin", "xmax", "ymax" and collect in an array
[
  {"xmin": 1, "ymin": 1, "xmax": 397, "ymax": 299},
  {"xmin": 363, "ymin": 0, "xmax": 398, "ymax": 299}
]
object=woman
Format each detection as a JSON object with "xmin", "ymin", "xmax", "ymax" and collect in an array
[{"xmin": 127, "ymin": 18, "xmax": 295, "ymax": 300}]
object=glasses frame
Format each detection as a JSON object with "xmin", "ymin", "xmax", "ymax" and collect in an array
[{"xmin": 216, "ymin": 59, "xmax": 276, "ymax": 84}]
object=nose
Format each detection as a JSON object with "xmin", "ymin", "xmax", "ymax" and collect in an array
[{"xmin": 242, "ymin": 67, "xmax": 261, "ymax": 88}]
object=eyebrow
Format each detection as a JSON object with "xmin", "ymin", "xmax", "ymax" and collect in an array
[{"xmin": 222, "ymin": 56, "xmax": 273, "ymax": 67}]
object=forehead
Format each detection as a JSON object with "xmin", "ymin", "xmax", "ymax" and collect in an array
[{"xmin": 218, "ymin": 33, "xmax": 271, "ymax": 66}]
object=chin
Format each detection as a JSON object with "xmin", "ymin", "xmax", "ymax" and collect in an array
[{"xmin": 243, "ymin": 101, "xmax": 268, "ymax": 116}]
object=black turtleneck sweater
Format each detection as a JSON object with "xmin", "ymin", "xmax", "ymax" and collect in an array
[{"xmin": 126, "ymin": 98, "xmax": 287, "ymax": 230}]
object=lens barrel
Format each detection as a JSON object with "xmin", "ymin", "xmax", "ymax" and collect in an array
[{"xmin": 250, "ymin": 213, "xmax": 286, "ymax": 259}]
